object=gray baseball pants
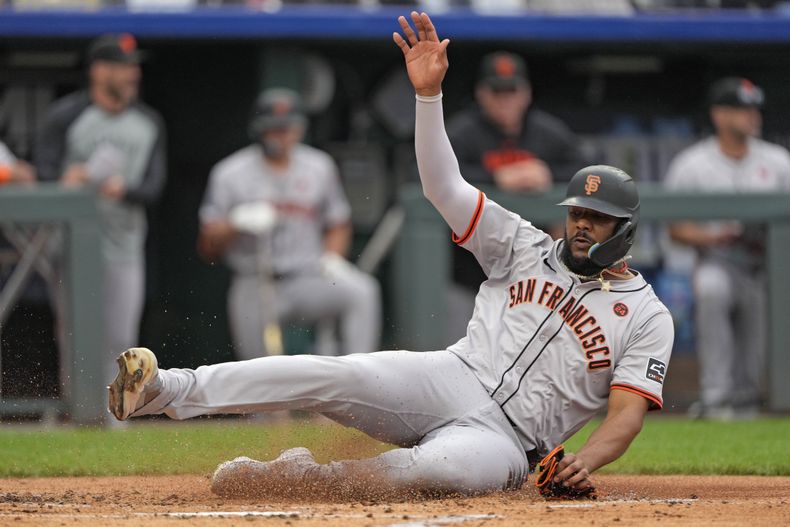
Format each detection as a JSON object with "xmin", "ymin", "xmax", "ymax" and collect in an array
[
  {"xmin": 54, "ymin": 257, "xmax": 144, "ymax": 389},
  {"xmin": 132, "ymin": 350, "xmax": 528, "ymax": 495},
  {"xmin": 228, "ymin": 263, "xmax": 381, "ymax": 359},
  {"xmin": 693, "ymin": 259, "xmax": 766, "ymax": 408}
]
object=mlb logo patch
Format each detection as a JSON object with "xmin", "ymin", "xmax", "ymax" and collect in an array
[{"xmin": 645, "ymin": 358, "xmax": 666, "ymax": 384}]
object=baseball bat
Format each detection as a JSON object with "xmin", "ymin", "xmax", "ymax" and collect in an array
[{"xmin": 256, "ymin": 235, "xmax": 284, "ymax": 356}]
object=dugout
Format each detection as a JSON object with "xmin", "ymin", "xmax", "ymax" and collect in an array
[{"xmin": 2, "ymin": 5, "xmax": 790, "ymax": 420}]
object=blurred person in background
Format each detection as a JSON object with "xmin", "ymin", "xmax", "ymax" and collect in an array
[
  {"xmin": 35, "ymin": 33, "xmax": 167, "ymax": 393},
  {"xmin": 445, "ymin": 51, "xmax": 588, "ymax": 340},
  {"xmin": 197, "ymin": 88, "xmax": 380, "ymax": 359},
  {"xmin": 664, "ymin": 77, "xmax": 790, "ymax": 420}
]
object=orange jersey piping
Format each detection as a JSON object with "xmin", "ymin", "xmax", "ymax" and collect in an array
[
  {"xmin": 611, "ymin": 383, "xmax": 663, "ymax": 411},
  {"xmin": 452, "ymin": 191, "xmax": 485, "ymax": 245}
]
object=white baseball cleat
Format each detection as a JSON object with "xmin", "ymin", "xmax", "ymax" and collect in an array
[
  {"xmin": 107, "ymin": 347, "xmax": 159, "ymax": 421},
  {"xmin": 211, "ymin": 447, "xmax": 317, "ymax": 497}
]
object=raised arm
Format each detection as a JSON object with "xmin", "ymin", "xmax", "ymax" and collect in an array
[{"xmin": 394, "ymin": 12, "xmax": 480, "ymax": 237}]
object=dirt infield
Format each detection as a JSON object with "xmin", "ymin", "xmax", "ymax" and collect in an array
[{"xmin": 0, "ymin": 474, "xmax": 787, "ymax": 526}]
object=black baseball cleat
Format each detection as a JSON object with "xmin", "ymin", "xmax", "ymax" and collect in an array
[{"xmin": 107, "ymin": 347, "xmax": 159, "ymax": 421}]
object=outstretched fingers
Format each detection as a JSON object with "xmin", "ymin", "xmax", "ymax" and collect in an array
[
  {"xmin": 393, "ymin": 32, "xmax": 409, "ymax": 55},
  {"xmin": 420, "ymin": 12, "xmax": 440, "ymax": 43},
  {"xmin": 411, "ymin": 11, "xmax": 427, "ymax": 42},
  {"xmin": 398, "ymin": 15, "xmax": 418, "ymax": 46},
  {"xmin": 395, "ymin": 12, "xmax": 449, "ymax": 58}
]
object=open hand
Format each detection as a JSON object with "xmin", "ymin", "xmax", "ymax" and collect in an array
[{"xmin": 393, "ymin": 12, "xmax": 450, "ymax": 97}]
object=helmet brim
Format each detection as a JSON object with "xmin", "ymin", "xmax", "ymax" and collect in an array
[{"xmin": 557, "ymin": 196, "xmax": 633, "ymax": 218}]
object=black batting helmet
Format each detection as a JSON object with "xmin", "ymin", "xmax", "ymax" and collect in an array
[
  {"xmin": 248, "ymin": 88, "xmax": 307, "ymax": 141},
  {"xmin": 557, "ymin": 165, "xmax": 640, "ymax": 268}
]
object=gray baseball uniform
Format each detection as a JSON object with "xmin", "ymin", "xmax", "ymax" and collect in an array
[
  {"xmin": 35, "ymin": 91, "xmax": 166, "ymax": 383},
  {"xmin": 0, "ymin": 141, "xmax": 16, "ymax": 167},
  {"xmin": 664, "ymin": 136, "xmax": 790, "ymax": 409},
  {"xmin": 200, "ymin": 143, "xmax": 380, "ymax": 358},
  {"xmin": 132, "ymin": 95, "xmax": 673, "ymax": 495}
]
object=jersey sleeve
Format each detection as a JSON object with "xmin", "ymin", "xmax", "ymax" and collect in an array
[
  {"xmin": 776, "ymin": 147, "xmax": 790, "ymax": 191},
  {"xmin": 322, "ymin": 158, "xmax": 352, "ymax": 227},
  {"xmin": 663, "ymin": 154, "xmax": 692, "ymax": 190},
  {"xmin": 663, "ymin": 146, "xmax": 707, "ymax": 192},
  {"xmin": 610, "ymin": 311, "xmax": 674, "ymax": 410},
  {"xmin": 0, "ymin": 141, "xmax": 16, "ymax": 163},
  {"xmin": 124, "ymin": 107, "xmax": 167, "ymax": 206},
  {"xmin": 457, "ymin": 195, "xmax": 550, "ymax": 278},
  {"xmin": 199, "ymin": 165, "xmax": 234, "ymax": 224}
]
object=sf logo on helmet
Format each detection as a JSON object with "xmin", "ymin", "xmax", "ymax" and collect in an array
[{"xmin": 584, "ymin": 175, "xmax": 602, "ymax": 195}]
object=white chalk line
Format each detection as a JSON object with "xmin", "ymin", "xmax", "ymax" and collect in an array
[
  {"xmin": 547, "ymin": 498, "xmax": 698, "ymax": 509},
  {"xmin": 383, "ymin": 514, "xmax": 498, "ymax": 527},
  {"xmin": 0, "ymin": 510, "xmax": 498, "ymax": 525},
  {"xmin": 160, "ymin": 510, "xmax": 301, "ymax": 518},
  {"xmin": 0, "ymin": 499, "xmax": 700, "ymax": 522}
]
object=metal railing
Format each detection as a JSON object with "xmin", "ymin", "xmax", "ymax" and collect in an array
[{"xmin": 0, "ymin": 183, "xmax": 105, "ymax": 424}]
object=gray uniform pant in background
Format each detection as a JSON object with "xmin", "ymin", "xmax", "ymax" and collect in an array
[
  {"xmin": 133, "ymin": 350, "xmax": 528, "ymax": 495},
  {"xmin": 693, "ymin": 259, "xmax": 766, "ymax": 408},
  {"xmin": 103, "ymin": 260, "xmax": 145, "ymax": 379},
  {"xmin": 228, "ymin": 262, "xmax": 381, "ymax": 360},
  {"xmin": 54, "ymin": 257, "xmax": 144, "ymax": 391}
]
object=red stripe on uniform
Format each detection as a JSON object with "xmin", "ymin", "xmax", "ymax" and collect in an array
[
  {"xmin": 611, "ymin": 383, "xmax": 663, "ymax": 411},
  {"xmin": 452, "ymin": 191, "xmax": 486, "ymax": 245}
]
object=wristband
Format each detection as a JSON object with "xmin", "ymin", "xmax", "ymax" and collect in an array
[{"xmin": 415, "ymin": 92, "xmax": 443, "ymax": 103}]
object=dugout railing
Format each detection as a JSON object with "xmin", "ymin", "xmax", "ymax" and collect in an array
[
  {"xmin": 0, "ymin": 183, "xmax": 105, "ymax": 424},
  {"xmin": 2, "ymin": 184, "xmax": 790, "ymax": 421},
  {"xmin": 392, "ymin": 184, "xmax": 790, "ymax": 412}
]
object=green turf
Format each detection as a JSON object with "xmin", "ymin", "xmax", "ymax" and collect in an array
[
  {"xmin": 565, "ymin": 416, "xmax": 790, "ymax": 476},
  {"xmin": 0, "ymin": 416, "xmax": 788, "ymax": 478}
]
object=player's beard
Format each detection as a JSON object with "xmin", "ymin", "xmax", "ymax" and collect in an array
[{"xmin": 560, "ymin": 234, "xmax": 606, "ymax": 277}]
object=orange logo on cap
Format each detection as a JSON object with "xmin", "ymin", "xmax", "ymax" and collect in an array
[
  {"xmin": 494, "ymin": 56, "xmax": 516, "ymax": 78},
  {"xmin": 584, "ymin": 175, "xmax": 601, "ymax": 195},
  {"xmin": 118, "ymin": 33, "xmax": 137, "ymax": 54}
]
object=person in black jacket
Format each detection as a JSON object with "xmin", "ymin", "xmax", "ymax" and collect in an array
[
  {"xmin": 446, "ymin": 52, "xmax": 587, "ymax": 338},
  {"xmin": 447, "ymin": 52, "xmax": 585, "ymax": 192}
]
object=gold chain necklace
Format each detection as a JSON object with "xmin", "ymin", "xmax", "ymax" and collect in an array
[{"xmin": 558, "ymin": 256, "xmax": 632, "ymax": 293}]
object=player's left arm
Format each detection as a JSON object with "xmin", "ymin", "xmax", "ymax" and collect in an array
[
  {"xmin": 123, "ymin": 115, "xmax": 167, "ymax": 205},
  {"xmin": 555, "ymin": 310, "xmax": 674, "ymax": 491},
  {"xmin": 324, "ymin": 221, "xmax": 352, "ymax": 258},
  {"xmin": 553, "ymin": 390, "xmax": 648, "ymax": 490},
  {"xmin": 322, "ymin": 155, "xmax": 353, "ymax": 258}
]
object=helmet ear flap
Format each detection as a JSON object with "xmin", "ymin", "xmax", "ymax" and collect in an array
[{"xmin": 587, "ymin": 219, "xmax": 636, "ymax": 268}]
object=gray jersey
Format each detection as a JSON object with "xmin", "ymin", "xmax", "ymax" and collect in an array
[
  {"xmin": 448, "ymin": 193, "xmax": 674, "ymax": 455},
  {"xmin": 664, "ymin": 136, "xmax": 790, "ymax": 269},
  {"xmin": 35, "ymin": 91, "xmax": 166, "ymax": 264},
  {"xmin": 0, "ymin": 141, "xmax": 16, "ymax": 166},
  {"xmin": 66, "ymin": 107, "xmax": 158, "ymax": 262},
  {"xmin": 200, "ymin": 144, "xmax": 351, "ymax": 276}
]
